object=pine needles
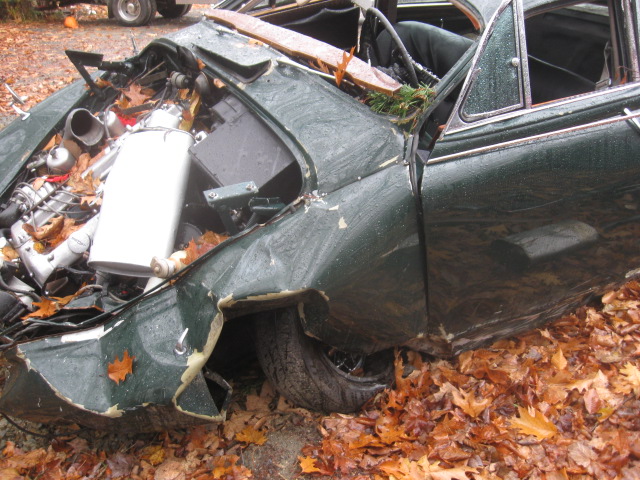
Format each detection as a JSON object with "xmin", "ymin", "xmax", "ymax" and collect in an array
[{"xmin": 367, "ymin": 83, "xmax": 435, "ymax": 125}]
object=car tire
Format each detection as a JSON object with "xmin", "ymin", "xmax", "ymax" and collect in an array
[
  {"xmin": 157, "ymin": 0, "xmax": 191, "ymax": 19},
  {"xmin": 254, "ymin": 308, "xmax": 393, "ymax": 413},
  {"xmin": 111, "ymin": 0, "xmax": 156, "ymax": 26}
]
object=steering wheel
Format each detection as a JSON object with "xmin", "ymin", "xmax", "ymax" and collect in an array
[{"xmin": 360, "ymin": 7, "xmax": 419, "ymax": 87}]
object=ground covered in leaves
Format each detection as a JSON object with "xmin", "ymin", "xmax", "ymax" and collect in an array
[
  {"xmin": 0, "ymin": 282, "xmax": 638, "ymax": 480},
  {"xmin": 0, "ymin": 5, "xmax": 206, "ymax": 127}
]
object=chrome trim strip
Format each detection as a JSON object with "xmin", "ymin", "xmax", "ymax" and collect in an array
[
  {"xmin": 515, "ymin": 0, "xmax": 531, "ymax": 107},
  {"xmin": 443, "ymin": 81, "xmax": 640, "ymax": 136},
  {"xmin": 444, "ymin": 0, "xmax": 513, "ymax": 131},
  {"xmin": 460, "ymin": 0, "xmax": 526, "ymax": 122},
  {"xmin": 623, "ymin": 0, "xmax": 640, "ymax": 81},
  {"xmin": 428, "ymin": 108, "xmax": 640, "ymax": 165}
]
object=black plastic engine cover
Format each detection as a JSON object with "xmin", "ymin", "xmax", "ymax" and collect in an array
[{"xmin": 190, "ymin": 95, "xmax": 298, "ymax": 199}]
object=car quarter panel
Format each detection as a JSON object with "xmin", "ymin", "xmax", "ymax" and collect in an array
[{"xmin": 422, "ymin": 84, "xmax": 640, "ymax": 353}]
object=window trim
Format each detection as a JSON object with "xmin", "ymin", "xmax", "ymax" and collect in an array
[
  {"xmin": 443, "ymin": 0, "xmax": 639, "ymax": 137},
  {"xmin": 444, "ymin": 0, "xmax": 528, "ymax": 130},
  {"xmin": 622, "ymin": 0, "xmax": 640, "ymax": 82}
]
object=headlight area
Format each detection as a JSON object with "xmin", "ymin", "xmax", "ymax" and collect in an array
[{"xmin": 0, "ymin": 45, "xmax": 302, "ymax": 347}]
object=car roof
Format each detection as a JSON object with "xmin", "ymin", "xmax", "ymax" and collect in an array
[{"xmin": 436, "ymin": 0, "xmax": 602, "ymax": 31}]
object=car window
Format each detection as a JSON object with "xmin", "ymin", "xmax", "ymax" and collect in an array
[
  {"xmin": 460, "ymin": 1, "xmax": 524, "ymax": 120},
  {"xmin": 526, "ymin": 2, "xmax": 615, "ymax": 104}
]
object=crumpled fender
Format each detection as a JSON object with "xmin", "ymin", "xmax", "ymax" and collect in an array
[{"xmin": 0, "ymin": 285, "xmax": 227, "ymax": 431}]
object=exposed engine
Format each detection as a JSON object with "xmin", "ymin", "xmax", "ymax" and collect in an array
[{"xmin": 0, "ymin": 49, "xmax": 302, "ymax": 345}]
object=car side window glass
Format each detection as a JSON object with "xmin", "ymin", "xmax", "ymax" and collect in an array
[
  {"xmin": 526, "ymin": 2, "xmax": 615, "ymax": 105},
  {"xmin": 460, "ymin": 3, "xmax": 523, "ymax": 120}
]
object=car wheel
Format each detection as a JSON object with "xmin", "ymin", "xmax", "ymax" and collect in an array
[
  {"xmin": 111, "ymin": 0, "xmax": 156, "ymax": 26},
  {"xmin": 254, "ymin": 308, "xmax": 393, "ymax": 412},
  {"xmin": 157, "ymin": 0, "xmax": 191, "ymax": 19}
]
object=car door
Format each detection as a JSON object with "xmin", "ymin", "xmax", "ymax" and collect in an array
[{"xmin": 420, "ymin": 0, "xmax": 640, "ymax": 353}]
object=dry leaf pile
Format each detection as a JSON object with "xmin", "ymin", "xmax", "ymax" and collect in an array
[
  {"xmin": 300, "ymin": 281, "xmax": 640, "ymax": 480},
  {"xmin": 0, "ymin": 14, "xmax": 191, "ymax": 119},
  {"xmin": 0, "ymin": 378, "xmax": 317, "ymax": 480},
  {"xmin": 0, "ymin": 427, "xmax": 255, "ymax": 480}
]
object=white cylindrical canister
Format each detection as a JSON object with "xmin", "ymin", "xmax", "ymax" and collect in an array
[{"xmin": 88, "ymin": 108, "xmax": 194, "ymax": 276}]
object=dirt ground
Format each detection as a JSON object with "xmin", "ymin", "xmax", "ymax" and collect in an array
[
  {"xmin": 0, "ymin": 9, "xmax": 322, "ymax": 479},
  {"xmin": 0, "ymin": 4, "xmax": 208, "ymax": 128}
]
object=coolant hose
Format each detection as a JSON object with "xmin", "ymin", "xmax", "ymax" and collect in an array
[{"xmin": 0, "ymin": 204, "xmax": 21, "ymax": 229}]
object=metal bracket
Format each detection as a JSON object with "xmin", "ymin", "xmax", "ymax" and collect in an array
[
  {"xmin": 174, "ymin": 328, "xmax": 189, "ymax": 356},
  {"xmin": 203, "ymin": 181, "xmax": 259, "ymax": 235},
  {"xmin": 4, "ymin": 83, "xmax": 30, "ymax": 120}
]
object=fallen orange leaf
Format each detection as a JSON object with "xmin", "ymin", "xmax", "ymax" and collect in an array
[
  {"xmin": 334, "ymin": 47, "xmax": 355, "ymax": 87},
  {"xmin": 107, "ymin": 350, "xmax": 135, "ymax": 384},
  {"xmin": 22, "ymin": 299, "xmax": 58, "ymax": 319},
  {"xmin": 298, "ymin": 456, "xmax": 322, "ymax": 474},
  {"xmin": 235, "ymin": 425, "xmax": 267, "ymax": 446},
  {"xmin": 510, "ymin": 406, "xmax": 557, "ymax": 440}
]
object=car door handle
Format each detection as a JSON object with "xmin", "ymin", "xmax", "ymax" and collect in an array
[{"xmin": 623, "ymin": 108, "xmax": 640, "ymax": 134}]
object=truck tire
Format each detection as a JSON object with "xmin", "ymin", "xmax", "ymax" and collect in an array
[
  {"xmin": 254, "ymin": 308, "xmax": 393, "ymax": 413},
  {"xmin": 157, "ymin": 0, "xmax": 191, "ymax": 19},
  {"xmin": 111, "ymin": 0, "xmax": 156, "ymax": 26}
]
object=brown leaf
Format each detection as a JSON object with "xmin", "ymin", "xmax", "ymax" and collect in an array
[
  {"xmin": 32, "ymin": 177, "xmax": 46, "ymax": 191},
  {"xmin": 334, "ymin": 47, "xmax": 355, "ymax": 87},
  {"xmin": 155, "ymin": 458, "xmax": 188, "ymax": 480},
  {"xmin": 311, "ymin": 58, "xmax": 331, "ymax": 75},
  {"xmin": 22, "ymin": 216, "xmax": 64, "ymax": 242},
  {"xmin": 212, "ymin": 455, "xmax": 252, "ymax": 479},
  {"xmin": 618, "ymin": 362, "xmax": 640, "ymax": 396},
  {"xmin": 105, "ymin": 452, "xmax": 134, "ymax": 478},
  {"xmin": 94, "ymin": 77, "xmax": 114, "ymax": 90},
  {"xmin": 0, "ymin": 467, "xmax": 22, "ymax": 480},
  {"xmin": 120, "ymin": 82, "xmax": 152, "ymax": 108},
  {"xmin": 551, "ymin": 347, "xmax": 567, "ymax": 370},
  {"xmin": 235, "ymin": 426, "xmax": 267, "ymax": 446},
  {"xmin": 298, "ymin": 456, "xmax": 322, "ymax": 474},
  {"xmin": 509, "ymin": 406, "xmax": 557, "ymax": 440},
  {"xmin": 183, "ymin": 239, "xmax": 200, "ymax": 265},
  {"xmin": 43, "ymin": 135, "xmax": 57, "ymax": 152},
  {"xmin": 181, "ymin": 232, "xmax": 228, "ymax": 265},
  {"xmin": 67, "ymin": 171, "xmax": 100, "ymax": 196},
  {"xmin": 583, "ymin": 388, "xmax": 602, "ymax": 414},
  {"xmin": 48, "ymin": 218, "xmax": 83, "ymax": 249},
  {"xmin": 141, "ymin": 445, "xmax": 165, "ymax": 466},
  {"xmin": 62, "ymin": 139, "xmax": 82, "ymax": 160},
  {"xmin": 1, "ymin": 245, "xmax": 18, "ymax": 262},
  {"xmin": 22, "ymin": 299, "xmax": 59, "ymax": 319},
  {"xmin": 3, "ymin": 448, "xmax": 47, "ymax": 471},
  {"xmin": 442, "ymin": 382, "xmax": 490, "ymax": 418},
  {"xmin": 107, "ymin": 350, "xmax": 135, "ymax": 384},
  {"xmin": 568, "ymin": 441, "xmax": 597, "ymax": 471}
]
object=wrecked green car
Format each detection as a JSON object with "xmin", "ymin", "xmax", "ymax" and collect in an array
[{"xmin": 0, "ymin": 0, "xmax": 639, "ymax": 430}]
